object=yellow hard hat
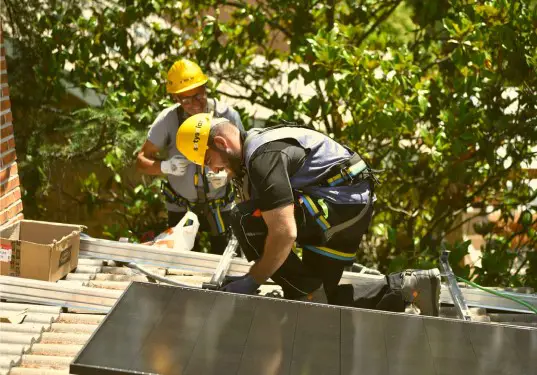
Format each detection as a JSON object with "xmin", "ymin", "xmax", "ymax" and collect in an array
[
  {"xmin": 166, "ymin": 59, "xmax": 209, "ymax": 94},
  {"xmin": 176, "ymin": 113, "xmax": 212, "ymax": 166}
]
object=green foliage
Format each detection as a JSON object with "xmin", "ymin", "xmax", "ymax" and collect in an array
[{"xmin": 2, "ymin": 0, "xmax": 536, "ymax": 286}]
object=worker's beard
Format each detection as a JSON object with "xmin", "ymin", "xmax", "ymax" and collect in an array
[{"xmin": 219, "ymin": 148, "xmax": 244, "ymax": 178}]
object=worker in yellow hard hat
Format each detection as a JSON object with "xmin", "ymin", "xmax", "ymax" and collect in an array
[
  {"xmin": 136, "ymin": 59, "xmax": 244, "ymax": 255},
  {"xmin": 176, "ymin": 113, "xmax": 442, "ymax": 316}
]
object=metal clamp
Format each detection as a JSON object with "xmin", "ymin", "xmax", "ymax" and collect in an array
[{"xmin": 439, "ymin": 250, "xmax": 472, "ymax": 321}]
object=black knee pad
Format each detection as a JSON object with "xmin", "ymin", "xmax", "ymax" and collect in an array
[{"xmin": 229, "ymin": 202, "xmax": 268, "ymax": 262}]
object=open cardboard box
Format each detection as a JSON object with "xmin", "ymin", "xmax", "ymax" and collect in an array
[{"xmin": 0, "ymin": 220, "xmax": 84, "ymax": 282}]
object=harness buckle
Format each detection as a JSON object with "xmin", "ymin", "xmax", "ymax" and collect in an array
[
  {"xmin": 339, "ymin": 165, "xmax": 355, "ymax": 185},
  {"xmin": 161, "ymin": 180, "xmax": 178, "ymax": 204}
]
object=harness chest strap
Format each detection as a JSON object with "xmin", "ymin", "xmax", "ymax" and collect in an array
[{"xmin": 160, "ymin": 180, "xmax": 235, "ymax": 234}]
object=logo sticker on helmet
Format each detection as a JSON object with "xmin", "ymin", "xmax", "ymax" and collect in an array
[{"xmin": 193, "ymin": 119, "xmax": 204, "ymax": 151}]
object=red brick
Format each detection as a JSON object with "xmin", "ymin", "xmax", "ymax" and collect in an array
[
  {"xmin": 0, "ymin": 163, "xmax": 17, "ymax": 183},
  {"xmin": 2, "ymin": 212, "xmax": 24, "ymax": 227},
  {"xmin": 0, "ymin": 59, "xmax": 6, "ymax": 71},
  {"xmin": 1, "ymin": 86, "xmax": 8, "ymax": 98},
  {"xmin": 1, "ymin": 112, "xmax": 13, "ymax": 126},
  {"xmin": 1, "ymin": 150, "xmax": 16, "ymax": 167},
  {"xmin": 0, "ymin": 98, "xmax": 9, "ymax": 111},
  {"xmin": 0, "ymin": 200, "xmax": 23, "ymax": 226},
  {"xmin": 0, "ymin": 137, "xmax": 15, "ymax": 152},
  {"xmin": 0, "ymin": 188, "xmax": 21, "ymax": 209},
  {"xmin": 0, "ymin": 47, "xmax": 5, "ymax": 58},
  {"xmin": 11, "ymin": 201, "xmax": 23, "ymax": 217},
  {"xmin": 0, "ymin": 173, "xmax": 18, "ymax": 195},
  {"xmin": 1, "ymin": 211, "xmax": 21, "ymax": 226},
  {"xmin": 0, "ymin": 72, "xmax": 6, "ymax": 85},
  {"xmin": 0, "ymin": 124, "xmax": 13, "ymax": 138}
]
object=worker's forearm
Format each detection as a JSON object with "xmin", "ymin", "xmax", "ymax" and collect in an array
[
  {"xmin": 136, "ymin": 154, "xmax": 163, "ymax": 175},
  {"xmin": 249, "ymin": 231, "xmax": 295, "ymax": 285}
]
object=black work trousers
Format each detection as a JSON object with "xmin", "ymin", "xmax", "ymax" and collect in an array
[
  {"xmin": 229, "ymin": 199, "xmax": 405, "ymax": 312},
  {"xmin": 168, "ymin": 210, "xmax": 231, "ymax": 255}
]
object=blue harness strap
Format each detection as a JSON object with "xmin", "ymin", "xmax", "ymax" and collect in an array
[
  {"xmin": 297, "ymin": 194, "xmax": 331, "ymax": 231},
  {"xmin": 326, "ymin": 160, "xmax": 368, "ymax": 187}
]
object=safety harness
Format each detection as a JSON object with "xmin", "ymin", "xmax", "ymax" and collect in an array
[
  {"xmin": 160, "ymin": 105, "xmax": 234, "ymax": 235},
  {"xmin": 243, "ymin": 125, "xmax": 379, "ymax": 245},
  {"xmin": 295, "ymin": 153, "xmax": 379, "ymax": 244}
]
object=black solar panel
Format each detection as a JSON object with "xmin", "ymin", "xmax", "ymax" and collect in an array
[{"xmin": 70, "ymin": 282, "xmax": 537, "ymax": 375}]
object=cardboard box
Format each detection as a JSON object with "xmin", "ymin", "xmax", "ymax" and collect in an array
[{"xmin": 0, "ymin": 220, "xmax": 83, "ymax": 282}]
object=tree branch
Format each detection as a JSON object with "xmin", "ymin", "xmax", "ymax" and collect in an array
[
  {"xmin": 314, "ymin": 79, "xmax": 333, "ymax": 134},
  {"xmin": 326, "ymin": 0, "xmax": 335, "ymax": 31},
  {"xmin": 220, "ymin": 0, "xmax": 293, "ymax": 39},
  {"xmin": 355, "ymin": 1, "xmax": 401, "ymax": 47}
]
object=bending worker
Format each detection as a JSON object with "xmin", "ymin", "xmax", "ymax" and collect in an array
[
  {"xmin": 177, "ymin": 113, "xmax": 441, "ymax": 315},
  {"xmin": 136, "ymin": 60, "xmax": 244, "ymax": 255}
]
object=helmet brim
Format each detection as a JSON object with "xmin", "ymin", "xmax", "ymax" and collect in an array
[{"xmin": 167, "ymin": 77, "xmax": 209, "ymax": 94}]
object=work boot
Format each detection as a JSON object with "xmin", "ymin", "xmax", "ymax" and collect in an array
[
  {"xmin": 400, "ymin": 268, "xmax": 441, "ymax": 316},
  {"xmin": 291, "ymin": 286, "xmax": 328, "ymax": 304}
]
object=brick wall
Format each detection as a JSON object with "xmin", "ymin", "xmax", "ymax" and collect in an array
[{"xmin": 0, "ymin": 27, "xmax": 23, "ymax": 227}]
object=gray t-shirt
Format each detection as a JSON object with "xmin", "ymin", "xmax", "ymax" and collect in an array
[{"xmin": 147, "ymin": 98, "xmax": 244, "ymax": 212}]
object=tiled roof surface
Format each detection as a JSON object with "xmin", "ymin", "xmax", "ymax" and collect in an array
[
  {"xmin": 0, "ymin": 257, "xmax": 536, "ymax": 374},
  {"xmin": 0, "ymin": 257, "xmax": 215, "ymax": 374}
]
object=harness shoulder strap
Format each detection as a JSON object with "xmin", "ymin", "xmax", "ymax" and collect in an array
[
  {"xmin": 243, "ymin": 123, "xmax": 316, "ymax": 152},
  {"xmin": 243, "ymin": 127, "xmax": 264, "ymax": 152},
  {"xmin": 175, "ymin": 105, "xmax": 188, "ymax": 126}
]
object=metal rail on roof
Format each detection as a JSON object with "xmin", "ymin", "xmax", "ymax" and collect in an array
[
  {"xmin": 78, "ymin": 237, "xmax": 537, "ymax": 314},
  {"xmin": 80, "ymin": 236, "xmax": 252, "ymax": 276},
  {"xmin": 440, "ymin": 250, "xmax": 472, "ymax": 321},
  {"xmin": 0, "ymin": 276, "xmax": 120, "ymax": 313}
]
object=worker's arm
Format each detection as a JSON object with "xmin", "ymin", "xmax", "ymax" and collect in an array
[
  {"xmin": 137, "ymin": 140, "xmax": 189, "ymax": 177},
  {"xmin": 249, "ymin": 204, "xmax": 297, "ymax": 284},
  {"xmin": 136, "ymin": 140, "xmax": 163, "ymax": 175},
  {"xmin": 220, "ymin": 141, "xmax": 307, "ymax": 294}
]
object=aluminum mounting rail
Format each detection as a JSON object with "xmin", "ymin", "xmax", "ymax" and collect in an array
[
  {"xmin": 79, "ymin": 237, "xmax": 537, "ymax": 314},
  {"xmin": 80, "ymin": 237, "xmax": 252, "ymax": 276},
  {"xmin": 439, "ymin": 285, "xmax": 537, "ymax": 314},
  {"xmin": 202, "ymin": 235, "xmax": 239, "ymax": 290},
  {"xmin": 439, "ymin": 250, "xmax": 472, "ymax": 320},
  {"xmin": 0, "ymin": 275, "xmax": 121, "ymax": 313}
]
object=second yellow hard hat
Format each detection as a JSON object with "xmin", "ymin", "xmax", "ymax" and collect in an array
[{"xmin": 166, "ymin": 59, "xmax": 208, "ymax": 94}]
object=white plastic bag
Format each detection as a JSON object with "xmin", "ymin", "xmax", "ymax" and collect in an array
[
  {"xmin": 172, "ymin": 211, "xmax": 200, "ymax": 251},
  {"xmin": 150, "ymin": 211, "xmax": 200, "ymax": 251}
]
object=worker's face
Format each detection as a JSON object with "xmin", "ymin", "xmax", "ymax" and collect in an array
[
  {"xmin": 205, "ymin": 139, "xmax": 243, "ymax": 178},
  {"xmin": 172, "ymin": 85, "xmax": 207, "ymax": 115}
]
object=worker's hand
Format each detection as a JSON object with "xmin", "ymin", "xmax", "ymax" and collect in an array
[
  {"xmin": 206, "ymin": 170, "xmax": 228, "ymax": 190},
  {"xmin": 221, "ymin": 274, "xmax": 247, "ymax": 288},
  {"xmin": 161, "ymin": 156, "xmax": 189, "ymax": 176},
  {"xmin": 220, "ymin": 274, "xmax": 259, "ymax": 295}
]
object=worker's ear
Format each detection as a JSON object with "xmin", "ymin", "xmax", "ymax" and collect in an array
[{"xmin": 212, "ymin": 135, "xmax": 228, "ymax": 151}]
